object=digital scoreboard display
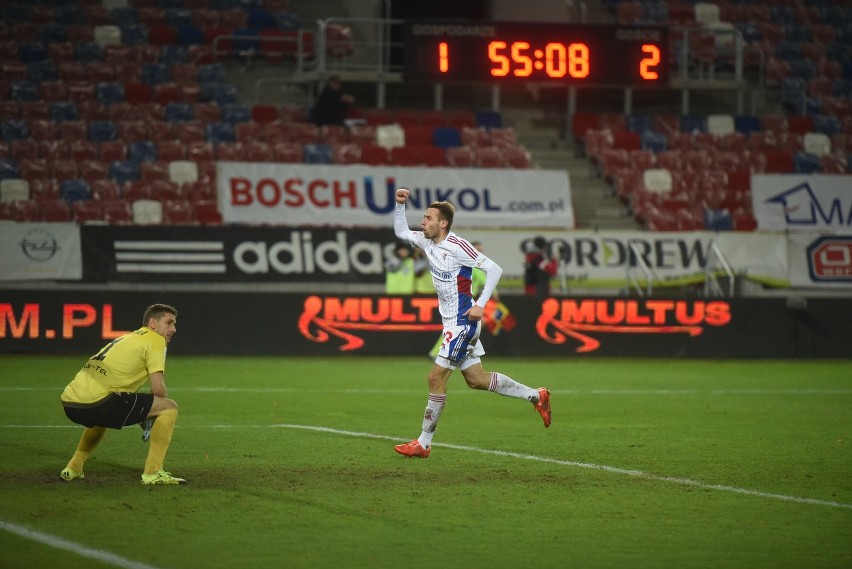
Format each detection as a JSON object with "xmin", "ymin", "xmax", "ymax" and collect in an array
[{"xmin": 404, "ymin": 21, "xmax": 670, "ymax": 86}]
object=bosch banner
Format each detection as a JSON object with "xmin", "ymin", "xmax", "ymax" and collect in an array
[
  {"xmin": 2, "ymin": 290, "xmax": 849, "ymax": 358},
  {"xmin": 216, "ymin": 162, "xmax": 575, "ymax": 228}
]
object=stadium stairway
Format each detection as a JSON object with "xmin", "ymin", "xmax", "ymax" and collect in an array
[{"xmin": 501, "ymin": 106, "xmax": 639, "ymax": 230}]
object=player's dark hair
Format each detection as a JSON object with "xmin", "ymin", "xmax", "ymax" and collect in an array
[
  {"xmin": 143, "ymin": 304, "xmax": 177, "ymax": 325},
  {"xmin": 429, "ymin": 201, "xmax": 456, "ymax": 231}
]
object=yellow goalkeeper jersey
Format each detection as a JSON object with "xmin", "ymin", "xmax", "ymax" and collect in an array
[{"xmin": 61, "ymin": 327, "xmax": 167, "ymax": 405}]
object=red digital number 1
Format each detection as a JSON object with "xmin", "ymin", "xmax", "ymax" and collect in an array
[{"xmin": 439, "ymin": 42, "xmax": 449, "ymax": 73}]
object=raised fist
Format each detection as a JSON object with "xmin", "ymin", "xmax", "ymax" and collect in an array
[{"xmin": 395, "ymin": 188, "xmax": 410, "ymax": 204}]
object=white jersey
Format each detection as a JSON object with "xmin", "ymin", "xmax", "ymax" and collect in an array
[{"xmin": 395, "ymin": 203, "xmax": 502, "ymax": 325}]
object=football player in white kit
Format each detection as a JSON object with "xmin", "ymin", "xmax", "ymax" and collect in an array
[{"xmin": 392, "ymin": 188, "xmax": 551, "ymax": 458}]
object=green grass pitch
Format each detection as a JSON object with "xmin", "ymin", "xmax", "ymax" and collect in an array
[{"xmin": 0, "ymin": 355, "xmax": 850, "ymax": 569}]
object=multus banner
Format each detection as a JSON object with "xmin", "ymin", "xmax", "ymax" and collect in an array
[{"xmin": 1, "ymin": 290, "xmax": 849, "ymax": 358}]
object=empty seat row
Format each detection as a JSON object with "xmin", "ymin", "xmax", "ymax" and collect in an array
[{"xmin": 0, "ymin": 197, "xmax": 222, "ymax": 225}]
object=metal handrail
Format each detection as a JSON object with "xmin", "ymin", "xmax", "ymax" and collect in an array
[
  {"xmin": 625, "ymin": 241, "xmax": 658, "ymax": 296},
  {"xmin": 703, "ymin": 240, "xmax": 736, "ymax": 297}
]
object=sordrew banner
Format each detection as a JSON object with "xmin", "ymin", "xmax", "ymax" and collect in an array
[
  {"xmin": 459, "ymin": 229, "xmax": 790, "ymax": 288},
  {"xmin": 752, "ymin": 174, "xmax": 852, "ymax": 233},
  {"xmin": 787, "ymin": 233, "xmax": 852, "ymax": 287},
  {"xmin": 216, "ymin": 162, "xmax": 575, "ymax": 228},
  {"xmin": 0, "ymin": 223, "xmax": 82, "ymax": 281}
]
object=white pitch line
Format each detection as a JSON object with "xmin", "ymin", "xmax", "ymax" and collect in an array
[
  {"xmin": 0, "ymin": 519, "xmax": 170, "ymax": 569},
  {"xmin": 257, "ymin": 423, "xmax": 852, "ymax": 511},
  {"xmin": 1, "ymin": 387, "xmax": 851, "ymax": 395},
  {"xmin": 2, "ymin": 422, "xmax": 850, "ymax": 511}
]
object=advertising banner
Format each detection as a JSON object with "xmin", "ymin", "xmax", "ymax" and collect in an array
[
  {"xmin": 216, "ymin": 162, "xmax": 575, "ymax": 228},
  {"xmin": 752, "ymin": 174, "xmax": 852, "ymax": 233},
  {"xmin": 0, "ymin": 222, "xmax": 82, "ymax": 281},
  {"xmin": 460, "ymin": 229, "xmax": 790, "ymax": 288},
  {"xmin": 81, "ymin": 225, "xmax": 398, "ymax": 282},
  {"xmin": 2, "ymin": 290, "xmax": 849, "ymax": 358},
  {"xmin": 79, "ymin": 225, "xmax": 796, "ymax": 288},
  {"xmin": 788, "ymin": 233, "xmax": 852, "ymax": 287}
]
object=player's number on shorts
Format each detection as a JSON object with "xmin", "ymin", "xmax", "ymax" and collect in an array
[{"xmin": 91, "ymin": 337, "xmax": 124, "ymax": 361}]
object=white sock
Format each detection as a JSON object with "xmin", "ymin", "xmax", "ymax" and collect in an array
[
  {"xmin": 488, "ymin": 372, "xmax": 538, "ymax": 402},
  {"xmin": 417, "ymin": 393, "xmax": 446, "ymax": 448}
]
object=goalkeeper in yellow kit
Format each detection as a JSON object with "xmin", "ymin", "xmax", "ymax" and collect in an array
[{"xmin": 59, "ymin": 304, "xmax": 186, "ymax": 485}]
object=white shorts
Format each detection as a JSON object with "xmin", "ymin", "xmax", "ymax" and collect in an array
[{"xmin": 435, "ymin": 320, "xmax": 485, "ymax": 371}]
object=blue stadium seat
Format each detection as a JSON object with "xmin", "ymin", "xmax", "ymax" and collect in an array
[
  {"xmin": 475, "ymin": 111, "xmax": 502, "ymax": 130},
  {"xmin": 704, "ymin": 208, "xmax": 733, "ymax": 231},
  {"xmin": 200, "ymin": 83, "xmax": 237, "ymax": 105},
  {"xmin": 74, "ymin": 42, "xmax": 103, "ymax": 63},
  {"xmin": 303, "ymin": 143, "xmax": 333, "ymax": 164},
  {"xmin": 109, "ymin": 160, "xmax": 140, "ymax": 184},
  {"xmin": 812, "ymin": 115, "xmax": 842, "ymax": 136},
  {"xmin": 275, "ymin": 11, "xmax": 302, "ymax": 31},
  {"xmin": 59, "ymin": 179, "xmax": 92, "ymax": 202},
  {"xmin": 0, "ymin": 158, "xmax": 21, "ymax": 179},
  {"xmin": 49, "ymin": 102, "xmax": 80, "ymax": 122},
  {"xmin": 680, "ymin": 115, "xmax": 708, "ymax": 133},
  {"xmin": 18, "ymin": 42, "xmax": 49, "ymax": 64},
  {"xmin": 55, "ymin": 5, "xmax": 84, "ymax": 25},
  {"xmin": 141, "ymin": 63, "xmax": 172, "ymax": 85},
  {"xmin": 197, "ymin": 63, "xmax": 227, "ymax": 84},
  {"xmin": 119, "ymin": 25, "xmax": 149, "ymax": 46},
  {"xmin": 432, "ymin": 127, "xmax": 462, "ymax": 148},
  {"xmin": 221, "ymin": 104, "xmax": 251, "ymax": 124},
  {"xmin": 165, "ymin": 9, "xmax": 194, "ymax": 28},
  {"xmin": 39, "ymin": 23, "xmax": 69, "ymax": 45},
  {"xmin": 247, "ymin": 10, "xmax": 276, "ymax": 30},
  {"xmin": 159, "ymin": 45, "xmax": 189, "ymax": 64},
  {"xmin": 627, "ymin": 115, "xmax": 654, "ymax": 133},
  {"xmin": 1, "ymin": 120, "xmax": 30, "ymax": 141},
  {"xmin": 165, "ymin": 102, "xmax": 195, "ymax": 122},
  {"xmin": 96, "ymin": 82, "xmax": 125, "ymax": 105},
  {"xmin": 88, "ymin": 120, "xmax": 119, "ymax": 142},
  {"xmin": 28, "ymin": 61, "xmax": 58, "ymax": 83},
  {"xmin": 9, "ymin": 82, "xmax": 40, "ymax": 102},
  {"xmin": 640, "ymin": 130, "xmax": 667, "ymax": 152},
  {"xmin": 111, "ymin": 7, "xmax": 140, "ymax": 28},
  {"xmin": 734, "ymin": 115, "xmax": 761, "ymax": 135},
  {"xmin": 205, "ymin": 122, "xmax": 236, "ymax": 143},
  {"xmin": 176, "ymin": 26, "xmax": 206, "ymax": 46},
  {"xmin": 127, "ymin": 141, "xmax": 158, "ymax": 162},
  {"xmin": 793, "ymin": 152, "xmax": 822, "ymax": 173}
]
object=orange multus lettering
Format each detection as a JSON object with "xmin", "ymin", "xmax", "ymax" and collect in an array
[
  {"xmin": 536, "ymin": 299, "xmax": 731, "ymax": 353},
  {"xmin": 298, "ymin": 296, "xmax": 443, "ymax": 351}
]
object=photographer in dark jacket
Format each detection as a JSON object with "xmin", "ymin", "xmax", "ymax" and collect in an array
[{"xmin": 523, "ymin": 236, "xmax": 558, "ymax": 299}]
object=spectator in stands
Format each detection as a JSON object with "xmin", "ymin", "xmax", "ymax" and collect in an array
[
  {"xmin": 59, "ymin": 304, "xmax": 186, "ymax": 486},
  {"xmin": 385, "ymin": 241, "xmax": 415, "ymax": 294},
  {"xmin": 524, "ymin": 236, "xmax": 558, "ymax": 299},
  {"xmin": 311, "ymin": 75, "xmax": 355, "ymax": 126}
]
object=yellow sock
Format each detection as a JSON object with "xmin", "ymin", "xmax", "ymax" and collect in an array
[
  {"xmin": 143, "ymin": 408, "xmax": 178, "ymax": 475},
  {"xmin": 66, "ymin": 426, "xmax": 106, "ymax": 472}
]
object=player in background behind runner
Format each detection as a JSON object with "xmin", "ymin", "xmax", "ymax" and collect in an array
[
  {"xmin": 392, "ymin": 188, "xmax": 551, "ymax": 458},
  {"xmin": 59, "ymin": 304, "xmax": 186, "ymax": 485}
]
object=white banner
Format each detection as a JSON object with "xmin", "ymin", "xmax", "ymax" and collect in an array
[
  {"xmin": 787, "ymin": 233, "xmax": 852, "ymax": 287},
  {"xmin": 752, "ymin": 174, "xmax": 852, "ymax": 233},
  {"xmin": 0, "ymin": 222, "xmax": 82, "ymax": 281},
  {"xmin": 452, "ymin": 229, "xmax": 790, "ymax": 288},
  {"xmin": 217, "ymin": 162, "xmax": 574, "ymax": 228}
]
